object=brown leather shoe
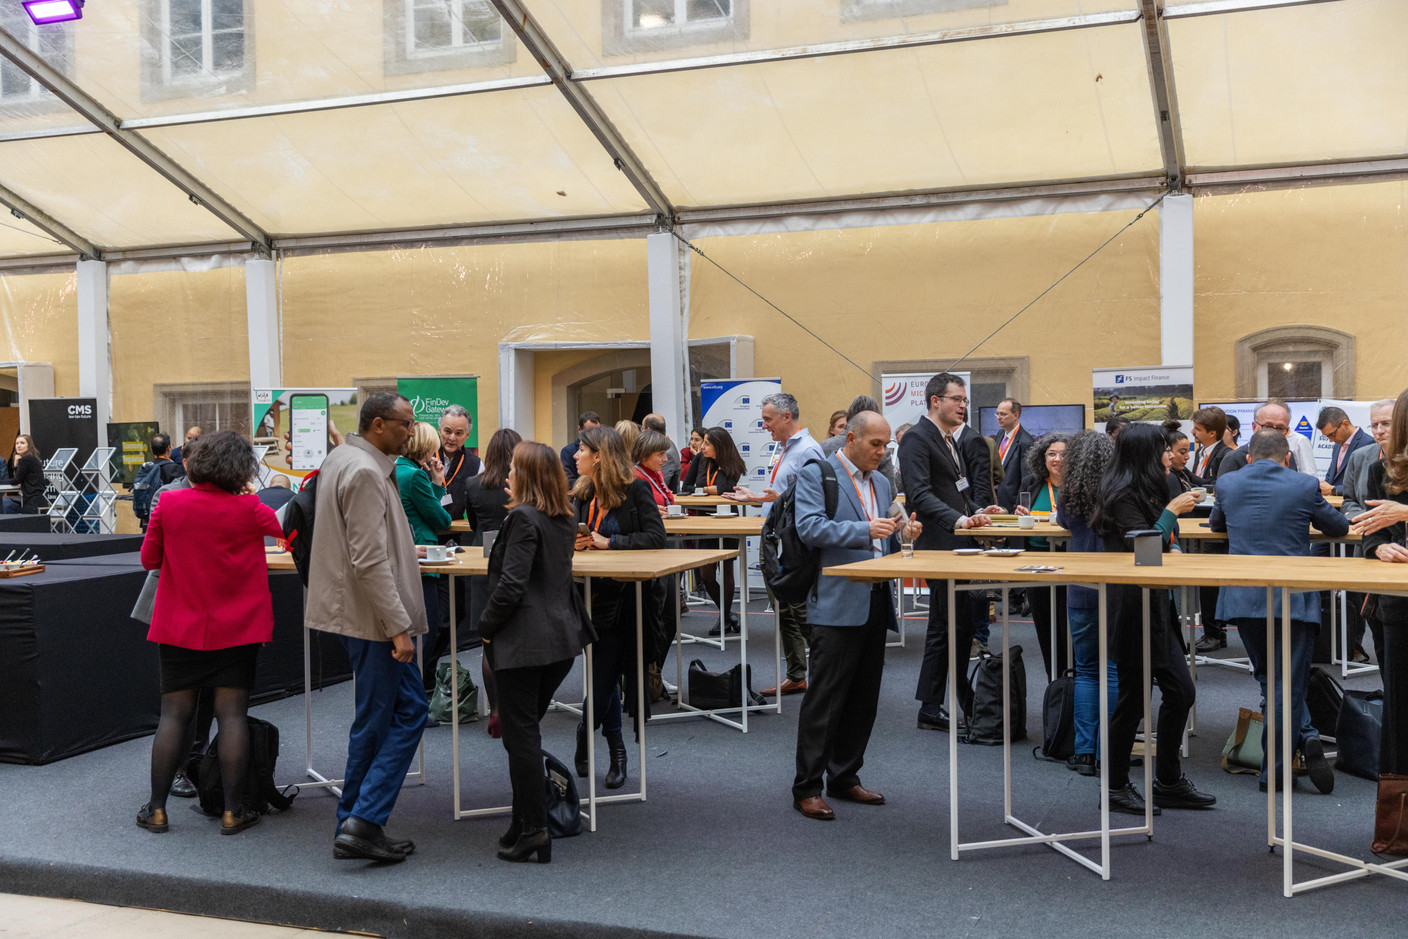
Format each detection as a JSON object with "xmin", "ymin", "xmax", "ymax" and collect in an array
[
  {"xmin": 793, "ymin": 796, "xmax": 835, "ymax": 820},
  {"xmin": 761, "ymin": 678, "xmax": 808, "ymax": 697},
  {"xmin": 829, "ymin": 785, "xmax": 885, "ymax": 805}
]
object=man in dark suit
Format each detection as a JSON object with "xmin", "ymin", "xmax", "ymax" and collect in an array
[
  {"xmin": 560, "ymin": 411, "xmax": 600, "ymax": 487},
  {"xmin": 790, "ymin": 411, "xmax": 920, "ymax": 820},
  {"xmin": 1317, "ymin": 406, "xmax": 1376, "ymax": 498},
  {"xmin": 898, "ymin": 372, "xmax": 995, "ymax": 732},
  {"xmin": 990, "ymin": 398, "xmax": 1032, "ymax": 512},
  {"xmin": 1210, "ymin": 430, "xmax": 1347, "ymax": 794}
]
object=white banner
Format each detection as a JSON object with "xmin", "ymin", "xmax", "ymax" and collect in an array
[{"xmin": 1093, "ymin": 365, "xmax": 1194, "ymax": 424}]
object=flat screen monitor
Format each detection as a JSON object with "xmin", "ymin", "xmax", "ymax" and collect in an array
[{"xmin": 977, "ymin": 404, "xmax": 1086, "ymax": 439}]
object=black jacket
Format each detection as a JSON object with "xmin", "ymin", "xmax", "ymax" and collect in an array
[
  {"xmin": 1362, "ymin": 460, "xmax": 1407, "ymax": 562},
  {"xmin": 480, "ymin": 506, "xmax": 591, "ymax": 670},
  {"xmin": 1327, "ymin": 427, "xmax": 1376, "ymax": 496},
  {"xmin": 898, "ymin": 417, "xmax": 987, "ymax": 551},
  {"xmin": 439, "ymin": 447, "xmax": 481, "ymax": 521},
  {"xmin": 10, "ymin": 453, "xmax": 46, "ymax": 513},
  {"xmin": 463, "ymin": 474, "xmax": 511, "ymax": 545},
  {"xmin": 992, "ymin": 426, "xmax": 1034, "ymax": 512},
  {"xmin": 682, "ymin": 457, "xmax": 738, "ymax": 496},
  {"xmin": 573, "ymin": 478, "xmax": 668, "ymax": 553},
  {"xmin": 1191, "ymin": 441, "xmax": 1229, "ymax": 484}
]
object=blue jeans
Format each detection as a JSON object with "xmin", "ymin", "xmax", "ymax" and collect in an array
[
  {"xmin": 1068, "ymin": 606, "xmax": 1117, "ymax": 757},
  {"xmin": 1230, "ymin": 617, "xmax": 1318, "ymax": 782},
  {"xmin": 335, "ymin": 635, "xmax": 429, "ymax": 829}
]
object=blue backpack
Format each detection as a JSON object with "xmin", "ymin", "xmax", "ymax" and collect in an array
[{"xmin": 131, "ymin": 461, "xmax": 165, "ymax": 521}]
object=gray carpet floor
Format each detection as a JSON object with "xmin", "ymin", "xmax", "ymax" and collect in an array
[{"xmin": 0, "ymin": 597, "xmax": 1399, "ymax": 938}]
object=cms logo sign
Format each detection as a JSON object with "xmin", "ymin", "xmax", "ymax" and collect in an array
[{"xmin": 67, "ymin": 404, "xmax": 93, "ymax": 417}]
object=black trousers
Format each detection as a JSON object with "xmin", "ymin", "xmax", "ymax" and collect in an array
[
  {"xmin": 496, "ymin": 658, "xmax": 575, "ymax": 830},
  {"xmin": 1108, "ymin": 589, "xmax": 1196, "ymax": 789},
  {"xmin": 916, "ymin": 579, "xmax": 978, "ymax": 716},
  {"xmin": 1379, "ymin": 597, "xmax": 1408, "ymax": 776},
  {"xmin": 420, "ymin": 575, "xmax": 441, "ymax": 693},
  {"xmin": 1345, "ymin": 591, "xmax": 1384, "ymax": 658},
  {"xmin": 792, "ymin": 586, "xmax": 891, "ymax": 801},
  {"xmin": 1027, "ymin": 584, "xmax": 1069, "ymax": 681}
]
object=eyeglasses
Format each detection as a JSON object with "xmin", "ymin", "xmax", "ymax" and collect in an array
[
  {"xmin": 380, "ymin": 417, "xmax": 415, "ymax": 429},
  {"xmin": 938, "ymin": 395, "xmax": 970, "ymax": 405},
  {"xmin": 1256, "ymin": 422, "xmax": 1290, "ymax": 433}
]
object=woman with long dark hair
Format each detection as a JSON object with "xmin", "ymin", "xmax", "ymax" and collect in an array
[
  {"xmin": 1057, "ymin": 431, "xmax": 1118, "ymax": 776},
  {"xmin": 4, "ymin": 434, "xmax": 45, "ymax": 514},
  {"xmin": 695, "ymin": 427, "xmax": 747, "ymax": 635},
  {"xmin": 464, "ymin": 427, "xmax": 524, "ymax": 738},
  {"xmin": 1090, "ymin": 422, "xmax": 1208, "ymax": 815},
  {"xmin": 481, "ymin": 441, "xmax": 591, "ymax": 863},
  {"xmin": 1162, "ymin": 421, "xmax": 1200, "ymax": 496},
  {"xmin": 572, "ymin": 426, "xmax": 666, "ymax": 790},
  {"xmin": 1016, "ymin": 432, "xmax": 1070, "ymax": 679},
  {"xmin": 138, "ymin": 430, "xmax": 283, "ymax": 835}
]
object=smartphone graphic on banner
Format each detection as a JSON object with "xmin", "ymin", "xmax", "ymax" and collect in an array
[{"xmin": 289, "ymin": 393, "xmax": 329, "ymax": 471}]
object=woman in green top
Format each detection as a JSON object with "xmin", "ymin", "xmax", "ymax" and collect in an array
[
  {"xmin": 1015, "ymin": 432, "xmax": 1070, "ymax": 680},
  {"xmin": 397, "ymin": 421, "xmax": 454, "ymax": 695}
]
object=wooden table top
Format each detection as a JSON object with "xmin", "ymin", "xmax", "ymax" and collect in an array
[
  {"xmin": 674, "ymin": 494, "xmax": 762, "ymax": 508},
  {"xmin": 961, "ymin": 517, "xmax": 1359, "ymax": 543},
  {"xmin": 266, "ymin": 547, "xmax": 735, "ymax": 582},
  {"xmin": 824, "ymin": 550, "xmax": 1408, "ymax": 593},
  {"xmin": 664, "ymin": 515, "xmax": 763, "ymax": 536}
]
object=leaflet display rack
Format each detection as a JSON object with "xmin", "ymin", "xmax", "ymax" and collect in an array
[{"xmin": 46, "ymin": 447, "xmax": 117, "ymax": 534}]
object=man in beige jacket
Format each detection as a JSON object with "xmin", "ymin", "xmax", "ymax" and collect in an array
[{"xmin": 306, "ymin": 392, "xmax": 428, "ymax": 863}]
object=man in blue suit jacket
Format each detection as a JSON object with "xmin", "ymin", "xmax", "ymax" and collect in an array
[
  {"xmin": 1210, "ymin": 430, "xmax": 1348, "ymax": 794},
  {"xmin": 790, "ymin": 411, "xmax": 920, "ymax": 821},
  {"xmin": 1317, "ymin": 406, "xmax": 1376, "ymax": 497}
]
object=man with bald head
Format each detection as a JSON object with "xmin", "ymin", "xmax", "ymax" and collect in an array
[
  {"xmin": 789, "ymin": 411, "xmax": 921, "ymax": 820},
  {"xmin": 1218, "ymin": 402, "xmax": 1300, "ymax": 478}
]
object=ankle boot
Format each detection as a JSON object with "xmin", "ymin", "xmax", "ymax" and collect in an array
[
  {"xmin": 497, "ymin": 826, "xmax": 551, "ymax": 863},
  {"xmin": 574, "ymin": 723, "xmax": 588, "ymax": 778},
  {"xmin": 605, "ymin": 732, "xmax": 628, "ymax": 790}
]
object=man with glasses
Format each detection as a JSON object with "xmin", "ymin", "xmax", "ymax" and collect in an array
[
  {"xmin": 305, "ymin": 393, "xmax": 428, "ymax": 863},
  {"xmin": 1218, "ymin": 402, "xmax": 1300, "ymax": 478},
  {"xmin": 899, "ymin": 372, "xmax": 995, "ymax": 733}
]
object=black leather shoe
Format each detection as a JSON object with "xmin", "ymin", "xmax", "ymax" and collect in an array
[
  {"xmin": 1153, "ymin": 775, "xmax": 1217, "ymax": 809},
  {"xmin": 1302, "ymin": 738, "xmax": 1335, "ymax": 794},
  {"xmin": 706, "ymin": 614, "xmax": 741, "ymax": 637},
  {"xmin": 1067, "ymin": 753, "xmax": 1098, "ymax": 777},
  {"xmin": 1194, "ymin": 633, "xmax": 1227, "ymax": 653},
  {"xmin": 334, "ymin": 817, "xmax": 408, "ymax": 862},
  {"xmin": 605, "ymin": 733, "xmax": 628, "ymax": 790},
  {"xmin": 917, "ymin": 707, "xmax": 964, "ymax": 733},
  {"xmin": 497, "ymin": 827, "xmax": 551, "ymax": 863},
  {"xmin": 1107, "ymin": 783, "xmax": 1160, "ymax": 816},
  {"xmin": 220, "ymin": 806, "xmax": 261, "ymax": 836},
  {"xmin": 169, "ymin": 772, "xmax": 197, "ymax": 799},
  {"xmin": 136, "ymin": 802, "xmax": 169, "ymax": 833}
]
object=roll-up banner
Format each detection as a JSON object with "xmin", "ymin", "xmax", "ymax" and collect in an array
[
  {"xmin": 700, "ymin": 378, "xmax": 782, "ymax": 488},
  {"xmin": 882, "ymin": 371, "xmax": 970, "ymax": 434},
  {"xmin": 397, "ymin": 376, "xmax": 479, "ymax": 449},
  {"xmin": 28, "ymin": 397, "xmax": 98, "ymax": 475},
  {"xmin": 252, "ymin": 388, "xmax": 358, "ymax": 487}
]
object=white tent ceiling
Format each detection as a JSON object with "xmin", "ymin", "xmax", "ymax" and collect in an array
[{"xmin": 0, "ymin": 0, "xmax": 1403, "ymax": 264}]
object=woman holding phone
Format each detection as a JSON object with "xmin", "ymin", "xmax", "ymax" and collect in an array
[
  {"xmin": 571, "ymin": 426, "xmax": 666, "ymax": 790},
  {"xmin": 479, "ymin": 441, "xmax": 591, "ymax": 863},
  {"xmin": 396, "ymin": 421, "xmax": 453, "ymax": 697}
]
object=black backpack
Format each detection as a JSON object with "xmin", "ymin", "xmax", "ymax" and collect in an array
[
  {"xmin": 1033, "ymin": 668, "xmax": 1076, "ymax": 762},
  {"xmin": 131, "ymin": 461, "xmax": 164, "ymax": 521},
  {"xmin": 759, "ymin": 458, "xmax": 838, "ymax": 605},
  {"xmin": 280, "ymin": 470, "xmax": 320, "ymax": 586},
  {"xmin": 963, "ymin": 645, "xmax": 1028, "ymax": 746},
  {"xmin": 194, "ymin": 715, "xmax": 295, "ymax": 817},
  {"xmin": 1307, "ymin": 666, "xmax": 1344, "ymax": 738}
]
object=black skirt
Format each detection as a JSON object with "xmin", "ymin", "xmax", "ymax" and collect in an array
[{"xmin": 158, "ymin": 643, "xmax": 260, "ymax": 694}]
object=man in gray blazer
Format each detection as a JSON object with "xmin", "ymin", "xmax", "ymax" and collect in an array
[
  {"xmin": 306, "ymin": 392, "xmax": 428, "ymax": 862},
  {"xmin": 790, "ymin": 411, "xmax": 920, "ymax": 820}
]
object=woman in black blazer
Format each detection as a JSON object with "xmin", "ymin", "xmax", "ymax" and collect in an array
[
  {"xmin": 694, "ymin": 427, "xmax": 746, "ymax": 634},
  {"xmin": 4, "ymin": 435, "xmax": 45, "ymax": 514},
  {"xmin": 570, "ymin": 425, "xmax": 666, "ymax": 790},
  {"xmin": 481, "ymin": 441, "xmax": 591, "ymax": 863},
  {"xmin": 462, "ymin": 428, "xmax": 522, "ymax": 738}
]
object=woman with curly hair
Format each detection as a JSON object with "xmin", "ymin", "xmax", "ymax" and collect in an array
[
  {"xmin": 1056, "ymin": 431, "xmax": 1118, "ymax": 776},
  {"xmin": 1016, "ymin": 432, "xmax": 1071, "ymax": 679}
]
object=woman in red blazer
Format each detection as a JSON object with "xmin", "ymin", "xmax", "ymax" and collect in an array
[{"xmin": 138, "ymin": 430, "xmax": 283, "ymax": 837}]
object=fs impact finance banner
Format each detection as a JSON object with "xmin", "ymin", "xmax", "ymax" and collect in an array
[
  {"xmin": 1093, "ymin": 366, "xmax": 1194, "ymax": 424},
  {"xmin": 700, "ymin": 378, "xmax": 782, "ymax": 489},
  {"xmin": 397, "ymin": 376, "xmax": 479, "ymax": 448}
]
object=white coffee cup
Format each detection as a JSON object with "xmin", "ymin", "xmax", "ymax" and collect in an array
[
  {"xmin": 667, "ymin": 504, "xmax": 685, "ymax": 516},
  {"xmin": 715, "ymin": 504, "xmax": 732, "ymax": 516},
  {"xmin": 425, "ymin": 544, "xmax": 450, "ymax": 562},
  {"xmin": 1018, "ymin": 515, "xmax": 1037, "ymax": 529},
  {"xmin": 1191, "ymin": 487, "xmax": 1207, "ymax": 503}
]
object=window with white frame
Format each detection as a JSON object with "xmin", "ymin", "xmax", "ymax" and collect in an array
[
  {"xmin": 384, "ymin": 0, "xmax": 515, "ymax": 75},
  {"xmin": 153, "ymin": 382, "xmax": 252, "ymax": 438},
  {"xmin": 604, "ymin": 0, "xmax": 747, "ymax": 55},
  {"xmin": 0, "ymin": 9, "xmax": 73, "ymax": 105},
  {"xmin": 1234, "ymin": 325, "xmax": 1355, "ymax": 400},
  {"xmin": 158, "ymin": 0, "xmax": 246, "ymax": 85}
]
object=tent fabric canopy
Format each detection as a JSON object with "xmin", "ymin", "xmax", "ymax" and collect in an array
[{"xmin": 0, "ymin": 0, "xmax": 1403, "ymax": 260}]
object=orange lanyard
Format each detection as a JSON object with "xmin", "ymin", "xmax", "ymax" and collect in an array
[
  {"xmin": 587, "ymin": 499, "xmax": 607, "ymax": 534},
  {"xmin": 706, "ymin": 465, "xmax": 717, "ymax": 488},
  {"xmin": 769, "ymin": 442, "xmax": 788, "ymax": 483},
  {"xmin": 443, "ymin": 450, "xmax": 466, "ymax": 486},
  {"xmin": 1196, "ymin": 447, "xmax": 1212, "ymax": 476},
  {"xmin": 847, "ymin": 471, "xmax": 877, "ymax": 522},
  {"xmin": 1045, "ymin": 481, "xmax": 1057, "ymax": 513}
]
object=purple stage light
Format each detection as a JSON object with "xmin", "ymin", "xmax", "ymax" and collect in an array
[{"xmin": 23, "ymin": 0, "xmax": 85, "ymax": 25}]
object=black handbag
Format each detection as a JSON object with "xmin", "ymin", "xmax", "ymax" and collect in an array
[
  {"xmin": 1033, "ymin": 668, "xmax": 1075, "ymax": 762},
  {"xmin": 543, "ymin": 750, "xmax": 581, "ymax": 839},
  {"xmin": 964, "ymin": 645, "xmax": 1027, "ymax": 746},
  {"xmin": 1334, "ymin": 689, "xmax": 1384, "ymax": 781},
  {"xmin": 687, "ymin": 658, "xmax": 765, "ymax": 710}
]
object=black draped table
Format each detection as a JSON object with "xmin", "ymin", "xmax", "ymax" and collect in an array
[
  {"xmin": 0, "ymin": 554, "xmax": 348, "ymax": 765},
  {"xmin": 0, "ymin": 515, "xmax": 51, "ymax": 533},
  {"xmin": 0, "ymin": 533, "xmax": 144, "ymax": 561}
]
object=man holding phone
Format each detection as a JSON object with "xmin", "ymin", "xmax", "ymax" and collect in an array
[{"xmin": 305, "ymin": 392, "xmax": 428, "ymax": 863}]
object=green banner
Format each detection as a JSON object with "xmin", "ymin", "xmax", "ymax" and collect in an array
[{"xmin": 397, "ymin": 376, "xmax": 479, "ymax": 447}]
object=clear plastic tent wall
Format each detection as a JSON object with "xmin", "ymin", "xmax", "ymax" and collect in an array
[{"xmin": 0, "ymin": 0, "xmax": 1403, "ymax": 445}]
